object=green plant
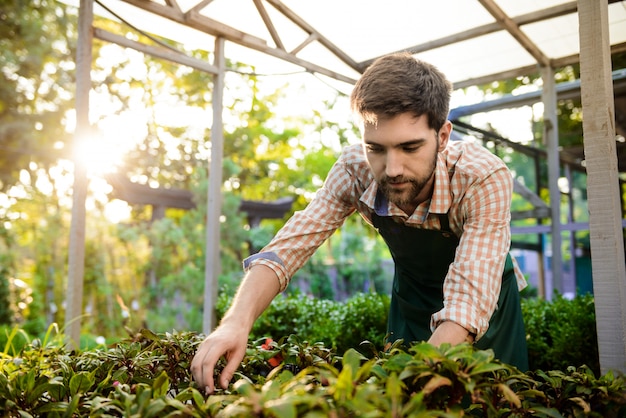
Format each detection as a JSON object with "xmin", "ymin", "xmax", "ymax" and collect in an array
[
  {"xmin": 0, "ymin": 266, "xmax": 11, "ymax": 326},
  {"xmin": 223, "ymin": 291, "xmax": 390, "ymax": 354},
  {"xmin": 1, "ymin": 329, "xmax": 625, "ymax": 417},
  {"xmin": 522, "ymin": 293, "xmax": 600, "ymax": 375}
]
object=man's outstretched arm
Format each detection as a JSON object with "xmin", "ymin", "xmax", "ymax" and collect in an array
[{"xmin": 190, "ymin": 264, "xmax": 280, "ymax": 393}]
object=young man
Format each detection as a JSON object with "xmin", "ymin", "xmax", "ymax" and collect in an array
[{"xmin": 191, "ymin": 53, "xmax": 529, "ymax": 393}]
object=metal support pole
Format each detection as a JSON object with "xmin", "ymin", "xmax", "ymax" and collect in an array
[{"xmin": 203, "ymin": 37, "xmax": 225, "ymax": 334}]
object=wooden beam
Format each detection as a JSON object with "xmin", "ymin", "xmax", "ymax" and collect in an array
[
  {"xmin": 185, "ymin": 10, "xmax": 357, "ymax": 83},
  {"xmin": 290, "ymin": 32, "xmax": 318, "ymax": 56},
  {"xmin": 578, "ymin": 0, "xmax": 626, "ymax": 374},
  {"xmin": 119, "ymin": 0, "xmax": 357, "ymax": 84},
  {"xmin": 511, "ymin": 208, "xmax": 551, "ymax": 220},
  {"xmin": 93, "ymin": 27, "xmax": 219, "ymax": 74},
  {"xmin": 541, "ymin": 65, "xmax": 564, "ymax": 295},
  {"xmin": 164, "ymin": 0, "xmax": 181, "ymax": 14},
  {"xmin": 189, "ymin": 0, "xmax": 215, "ymax": 14},
  {"xmin": 203, "ymin": 36, "xmax": 226, "ymax": 333},
  {"xmin": 360, "ymin": 1, "xmax": 580, "ymax": 69},
  {"xmin": 253, "ymin": 0, "xmax": 285, "ymax": 51},
  {"xmin": 478, "ymin": 0, "xmax": 550, "ymax": 67},
  {"xmin": 513, "ymin": 179, "xmax": 549, "ymax": 210},
  {"xmin": 264, "ymin": 0, "xmax": 360, "ymax": 72},
  {"xmin": 453, "ymin": 42, "xmax": 626, "ymax": 89},
  {"xmin": 66, "ymin": 0, "xmax": 93, "ymax": 350}
]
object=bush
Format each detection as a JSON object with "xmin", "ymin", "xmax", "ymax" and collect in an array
[
  {"xmin": 217, "ymin": 290, "xmax": 389, "ymax": 354},
  {"xmin": 521, "ymin": 293, "xmax": 600, "ymax": 375},
  {"xmin": 220, "ymin": 290, "xmax": 599, "ymax": 373}
]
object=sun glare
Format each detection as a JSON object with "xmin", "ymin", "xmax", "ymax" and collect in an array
[
  {"xmin": 66, "ymin": 111, "xmax": 149, "ymax": 224},
  {"xmin": 73, "ymin": 113, "xmax": 147, "ymax": 175}
]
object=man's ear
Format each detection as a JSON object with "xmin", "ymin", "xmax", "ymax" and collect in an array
[{"xmin": 438, "ymin": 120, "xmax": 452, "ymax": 151}]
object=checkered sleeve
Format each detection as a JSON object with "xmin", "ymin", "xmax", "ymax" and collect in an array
[
  {"xmin": 431, "ymin": 163, "xmax": 514, "ymax": 340},
  {"xmin": 243, "ymin": 148, "xmax": 361, "ymax": 291}
]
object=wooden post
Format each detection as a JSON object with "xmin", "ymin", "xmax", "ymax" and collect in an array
[
  {"xmin": 578, "ymin": 0, "xmax": 626, "ymax": 374},
  {"xmin": 203, "ymin": 37, "xmax": 225, "ymax": 334},
  {"xmin": 65, "ymin": 0, "xmax": 93, "ymax": 349},
  {"xmin": 541, "ymin": 65, "xmax": 563, "ymax": 299}
]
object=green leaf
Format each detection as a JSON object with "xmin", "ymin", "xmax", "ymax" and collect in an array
[
  {"xmin": 342, "ymin": 348, "xmax": 366, "ymax": 376},
  {"xmin": 469, "ymin": 362, "xmax": 508, "ymax": 375},
  {"xmin": 152, "ymin": 371, "xmax": 170, "ymax": 398},
  {"xmin": 497, "ymin": 383, "xmax": 521, "ymax": 408},
  {"xmin": 140, "ymin": 328, "xmax": 161, "ymax": 342},
  {"xmin": 69, "ymin": 371, "xmax": 94, "ymax": 396},
  {"xmin": 62, "ymin": 394, "xmax": 80, "ymax": 418},
  {"xmin": 528, "ymin": 407, "xmax": 564, "ymax": 418},
  {"xmin": 45, "ymin": 380, "xmax": 67, "ymax": 402},
  {"xmin": 421, "ymin": 375, "xmax": 452, "ymax": 396},
  {"xmin": 265, "ymin": 397, "xmax": 297, "ymax": 418},
  {"xmin": 144, "ymin": 398, "xmax": 167, "ymax": 417}
]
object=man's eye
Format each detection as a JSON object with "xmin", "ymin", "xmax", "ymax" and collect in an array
[
  {"xmin": 403, "ymin": 146, "xmax": 419, "ymax": 153},
  {"xmin": 366, "ymin": 146, "xmax": 383, "ymax": 153}
]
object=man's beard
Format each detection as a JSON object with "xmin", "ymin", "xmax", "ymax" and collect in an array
[{"xmin": 378, "ymin": 152, "xmax": 438, "ymax": 207}]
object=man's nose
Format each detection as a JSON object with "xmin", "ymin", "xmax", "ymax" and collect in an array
[{"xmin": 385, "ymin": 152, "xmax": 404, "ymax": 178}]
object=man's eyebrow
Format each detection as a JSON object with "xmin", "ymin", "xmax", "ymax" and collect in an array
[
  {"xmin": 396, "ymin": 139, "xmax": 426, "ymax": 147},
  {"xmin": 363, "ymin": 138, "xmax": 427, "ymax": 147}
]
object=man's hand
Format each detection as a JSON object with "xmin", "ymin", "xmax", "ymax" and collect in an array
[
  {"xmin": 190, "ymin": 321, "xmax": 249, "ymax": 394},
  {"xmin": 190, "ymin": 265, "xmax": 281, "ymax": 393}
]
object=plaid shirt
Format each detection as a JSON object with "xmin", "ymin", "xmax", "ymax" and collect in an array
[{"xmin": 243, "ymin": 141, "xmax": 526, "ymax": 339}]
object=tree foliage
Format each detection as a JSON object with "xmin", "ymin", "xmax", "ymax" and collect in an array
[{"xmin": 0, "ymin": 0, "xmax": 76, "ymax": 191}]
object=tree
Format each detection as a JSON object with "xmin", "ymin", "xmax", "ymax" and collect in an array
[{"xmin": 0, "ymin": 0, "xmax": 75, "ymax": 191}]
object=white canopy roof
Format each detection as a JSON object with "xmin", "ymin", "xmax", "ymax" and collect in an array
[{"xmin": 89, "ymin": 0, "xmax": 626, "ymax": 89}]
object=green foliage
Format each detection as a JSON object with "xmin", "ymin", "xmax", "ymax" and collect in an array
[
  {"xmin": 0, "ymin": 0, "xmax": 75, "ymax": 191},
  {"xmin": 217, "ymin": 291, "xmax": 390, "ymax": 355},
  {"xmin": 1, "ymin": 330, "xmax": 624, "ymax": 417},
  {"xmin": 0, "ymin": 326, "xmax": 30, "ymax": 356},
  {"xmin": 522, "ymin": 293, "xmax": 599, "ymax": 375},
  {"xmin": 0, "ymin": 266, "xmax": 11, "ymax": 326},
  {"xmin": 218, "ymin": 291, "xmax": 601, "ymax": 376}
]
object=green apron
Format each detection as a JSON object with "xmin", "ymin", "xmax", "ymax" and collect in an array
[{"xmin": 372, "ymin": 212, "xmax": 529, "ymax": 371}]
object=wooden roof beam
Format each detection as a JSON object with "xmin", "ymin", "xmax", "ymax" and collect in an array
[
  {"xmin": 264, "ymin": 0, "xmax": 361, "ymax": 72},
  {"xmin": 454, "ymin": 42, "xmax": 626, "ymax": 89},
  {"xmin": 119, "ymin": 0, "xmax": 357, "ymax": 83},
  {"xmin": 253, "ymin": 0, "xmax": 285, "ymax": 51},
  {"xmin": 359, "ymin": 1, "xmax": 581, "ymax": 69},
  {"xmin": 479, "ymin": 0, "xmax": 550, "ymax": 67},
  {"xmin": 94, "ymin": 27, "xmax": 219, "ymax": 74}
]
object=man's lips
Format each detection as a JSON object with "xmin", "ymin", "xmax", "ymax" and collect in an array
[{"xmin": 387, "ymin": 181, "xmax": 410, "ymax": 190}]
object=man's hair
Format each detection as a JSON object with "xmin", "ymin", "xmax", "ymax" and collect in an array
[{"xmin": 350, "ymin": 52, "xmax": 452, "ymax": 132}]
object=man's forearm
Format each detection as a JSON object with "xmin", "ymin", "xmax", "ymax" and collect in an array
[
  {"xmin": 219, "ymin": 264, "xmax": 282, "ymax": 332},
  {"xmin": 428, "ymin": 320, "xmax": 473, "ymax": 346}
]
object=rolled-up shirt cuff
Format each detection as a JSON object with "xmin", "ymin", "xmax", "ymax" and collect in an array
[
  {"xmin": 243, "ymin": 251, "xmax": 290, "ymax": 292},
  {"xmin": 430, "ymin": 305, "xmax": 489, "ymax": 341}
]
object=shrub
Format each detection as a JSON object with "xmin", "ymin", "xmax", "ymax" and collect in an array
[
  {"xmin": 521, "ymin": 293, "xmax": 600, "ymax": 375},
  {"xmin": 217, "ymin": 290, "xmax": 389, "ymax": 354},
  {"xmin": 219, "ymin": 290, "xmax": 600, "ymax": 373}
]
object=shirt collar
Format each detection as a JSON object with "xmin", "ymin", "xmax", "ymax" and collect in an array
[
  {"xmin": 359, "ymin": 152, "xmax": 452, "ymax": 217},
  {"xmin": 429, "ymin": 152, "xmax": 453, "ymax": 215}
]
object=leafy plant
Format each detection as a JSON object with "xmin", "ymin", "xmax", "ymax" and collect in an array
[
  {"xmin": 522, "ymin": 293, "xmax": 599, "ymax": 375},
  {"xmin": 1, "ymin": 328, "xmax": 625, "ymax": 417}
]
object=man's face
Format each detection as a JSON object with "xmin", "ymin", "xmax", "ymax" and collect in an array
[{"xmin": 362, "ymin": 113, "xmax": 451, "ymax": 211}]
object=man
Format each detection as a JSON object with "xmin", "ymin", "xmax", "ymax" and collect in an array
[{"xmin": 191, "ymin": 53, "xmax": 529, "ymax": 394}]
